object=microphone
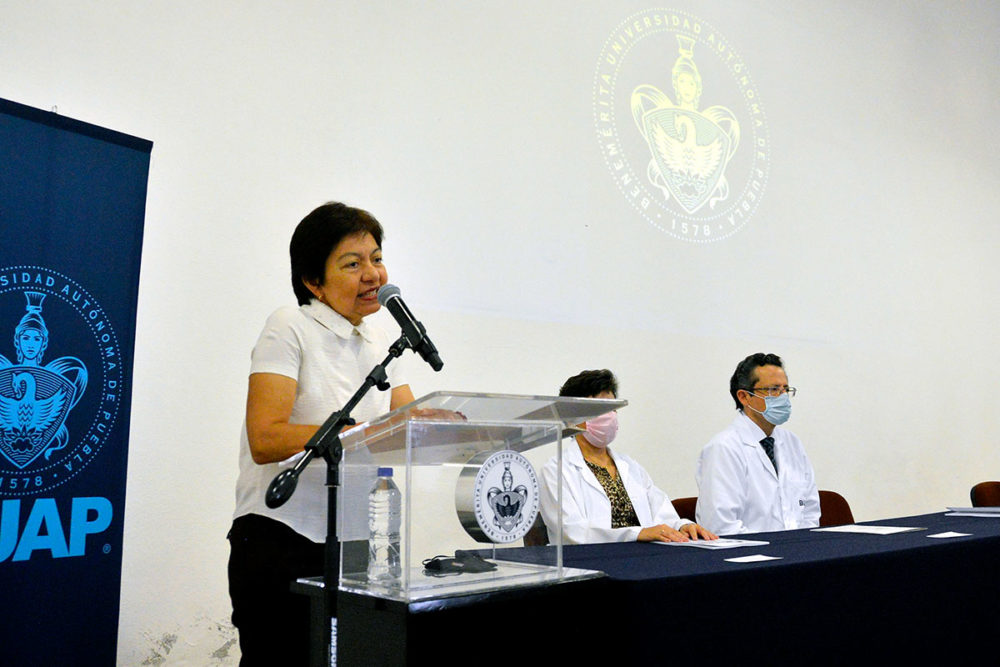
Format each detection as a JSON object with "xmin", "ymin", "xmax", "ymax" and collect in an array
[{"xmin": 377, "ymin": 284, "xmax": 443, "ymax": 371}]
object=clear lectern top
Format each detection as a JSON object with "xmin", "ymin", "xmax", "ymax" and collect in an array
[{"xmin": 336, "ymin": 391, "xmax": 625, "ymax": 602}]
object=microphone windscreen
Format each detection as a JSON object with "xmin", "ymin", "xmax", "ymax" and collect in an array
[{"xmin": 377, "ymin": 283, "xmax": 401, "ymax": 306}]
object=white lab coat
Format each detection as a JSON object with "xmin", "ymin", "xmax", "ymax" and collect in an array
[
  {"xmin": 696, "ymin": 413, "xmax": 820, "ymax": 536},
  {"xmin": 539, "ymin": 441, "xmax": 690, "ymax": 545}
]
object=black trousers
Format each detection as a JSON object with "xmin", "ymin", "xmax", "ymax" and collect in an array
[{"xmin": 227, "ymin": 514, "xmax": 325, "ymax": 667}]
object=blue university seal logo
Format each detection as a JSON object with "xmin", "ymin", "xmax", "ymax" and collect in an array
[
  {"xmin": 0, "ymin": 292, "xmax": 88, "ymax": 469},
  {"xmin": 0, "ymin": 267, "xmax": 121, "ymax": 496}
]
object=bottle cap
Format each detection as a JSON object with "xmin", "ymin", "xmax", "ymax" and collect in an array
[{"xmin": 377, "ymin": 467, "xmax": 393, "ymax": 477}]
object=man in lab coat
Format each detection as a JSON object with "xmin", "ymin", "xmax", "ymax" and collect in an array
[{"xmin": 695, "ymin": 353, "xmax": 820, "ymax": 536}]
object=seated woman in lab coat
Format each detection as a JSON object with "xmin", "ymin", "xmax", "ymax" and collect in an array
[{"xmin": 539, "ymin": 369, "xmax": 717, "ymax": 545}]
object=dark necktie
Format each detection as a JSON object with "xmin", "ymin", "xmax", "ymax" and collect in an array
[{"xmin": 760, "ymin": 436, "xmax": 778, "ymax": 474}]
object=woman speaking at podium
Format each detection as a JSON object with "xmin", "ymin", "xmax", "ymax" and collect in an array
[
  {"xmin": 227, "ymin": 202, "xmax": 414, "ymax": 666},
  {"xmin": 540, "ymin": 369, "xmax": 716, "ymax": 545}
]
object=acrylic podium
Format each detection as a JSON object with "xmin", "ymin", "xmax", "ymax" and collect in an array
[{"xmin": 321, "ymin": 390, "xmax": 625, "ymax": 666}]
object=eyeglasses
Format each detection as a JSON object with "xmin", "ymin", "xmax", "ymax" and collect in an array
[{"xmin": 746, "ymin": 386, "xmax": 797, "ymax": 398}]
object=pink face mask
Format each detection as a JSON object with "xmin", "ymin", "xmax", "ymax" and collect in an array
[{"xmin": 582, "ymin": 411, "xmax": 619, "ymax": 448}]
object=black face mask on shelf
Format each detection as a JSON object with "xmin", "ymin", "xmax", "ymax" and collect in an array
[{"xmin": 422, "ymin": 551, "xmax": 497, "ymax": 576}]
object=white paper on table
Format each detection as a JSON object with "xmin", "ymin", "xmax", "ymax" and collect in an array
[
  {"xmin": 947, "ymin": 506, "xmax": 1000, "ymax": 514},
  {"xmin": 658, "ymin": 538, "xmax": 769, "ymax": 550},
  {"xmin": 724, "ymin": 554, "xmax": 782, "ymax": 563},
  {"xmin": 927, "ymin": 531, "xmax": 971, "ymax": 538},
  {"xmin": 811, "ymin": 524, "xmax": 925, "ymax": 535},
  {"xmin": 945, "ymin": 507, "xmax": 1000, "ymax": 518}
]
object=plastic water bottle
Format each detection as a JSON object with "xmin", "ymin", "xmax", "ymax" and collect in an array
[{"xmin": 367, "ymin": 467, "xmax": 401, "ymax": 583}]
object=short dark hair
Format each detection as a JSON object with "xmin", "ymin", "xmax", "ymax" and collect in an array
[
  {"xmin": 559, "ymin": 369, "xmax": 618, "ymax": 399},
  {"xmin": 289, "ymin": 202, "xmax": 384, "ymax": 305},
  {"xmin": 730, "ymin": 353, "xmax": 784, "ymax": 411}
]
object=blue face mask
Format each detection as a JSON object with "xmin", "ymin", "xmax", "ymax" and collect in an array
[{"xmin": 748, "ymin": 392, "xmax": 791, "ymax": 426}]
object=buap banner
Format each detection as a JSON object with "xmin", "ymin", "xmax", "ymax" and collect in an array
[{"xmin": 0, "ymin": 98, "xmax": 151, "ymax": 665}]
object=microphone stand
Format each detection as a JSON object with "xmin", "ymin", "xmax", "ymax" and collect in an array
[{"xmin": 265, "ymin": 334, "xmax": 410, "ymax": 661}]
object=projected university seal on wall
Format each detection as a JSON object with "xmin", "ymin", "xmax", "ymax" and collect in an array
[
  {"xmin": 0, "ymin": 267, "xmax": 122, "ymax": 496},
  {"xmin": 594, "ymin": 9, "xmax": 770, "ymax": 242}
]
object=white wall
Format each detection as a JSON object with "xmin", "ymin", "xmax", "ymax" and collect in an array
[{"xmin": 2, "ymin": 1, "xmax": 999, "ymax": 663}]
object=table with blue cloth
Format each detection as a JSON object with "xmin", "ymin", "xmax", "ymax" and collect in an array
[{"xmin": 334, "ymin": 512, "xmax": 1000, "ymax": 664}]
